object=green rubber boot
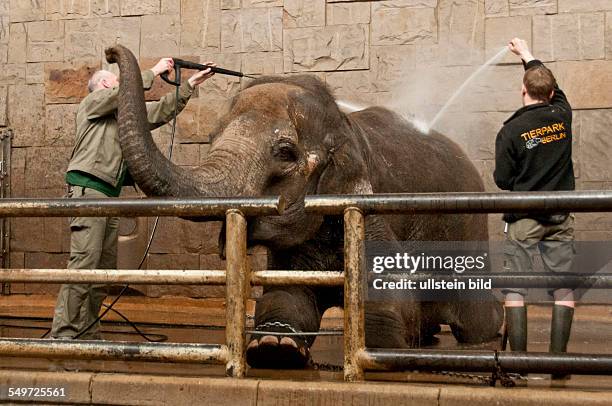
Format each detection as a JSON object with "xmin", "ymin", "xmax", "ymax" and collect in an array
[
  {"xmin": 505, "ymin": 306, "xmax": 527, "ymax": 352},
  {"xmin": 550, "ymin": 305, "xmax": 574, "ymax": 380}
]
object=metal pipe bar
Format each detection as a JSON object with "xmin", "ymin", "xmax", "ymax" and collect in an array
[
  {"xmin": 0, "ymin": 268, "xmax": 228, "ymax": 285},
  {"xmin": 224, "ymin": 210, "xmax": 249, "ymax": 378},
  {"xmin": 5, "ymin": 269, "xmax": 612, "ymax": 289},
  {"xmin": 250, "ymin": 270, "xmax": 344, "ymax": 286},
  {"xmin": 1, "ymin": 191, "xmax": 611, "ymax": 218},
  {"xmin": 0, "ymin": 338, "xmax": 227, "ymax": 364},
  {"xmin": 0, "ymin": 197, "xmax": 284, "ymax": 218},
  {"xmin": 0, "ymin": 129, "xmax": 11, "ymax": 201},
  {"xmin": 0, "ymin": 268, "xmax": 345, "ymax": 286},
  {"xmin": 344, "ymin": 207, "xmax": 366, "ymax": 381},
  {"xmin": 0, "ymin": 129, "xmax": 12, "ymax": 292},
  {"xmin": 360, "ymin": 348, "xmax": 612, "ymax": 375},
  {"xmin": 305, "ymin": 191, "xmax": 612, "ymax": 215}
]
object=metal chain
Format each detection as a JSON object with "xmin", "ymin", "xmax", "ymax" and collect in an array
[
  {"xmin": 507, "ymin": 372, "xmax": 541, "ymax": 382},
  {"xmin": 428, "ymin": 369, "xmax": 501, "ymax": 385},
  {"xmin": 245, "ymin": 320, "xmax": 537, "ymax": 385},
  {"xmin": 246, "ymin": 321, "xmax": 343, "ymax": 336},
  {"xmin": 309, "ymin": 364, "xmax": 536, "ymax": 386},
  {"xmin": 247, "ymin": 321, "xmax": 309, "ymax": 343},
  {"xmin": 307, "ymin": 363, "xmax": 533, "ymax": 385},
  {"xmin": 253, "ymin": 320, "xmax": 300, "ymax": 331},
  {"xmin": 429, "ymin": 370, "xmax": 536, "ymax": 385},
  {"xmin": 248, "ymin": 321, "xmax": 303, "ymax": 336},
  {"xmin": 312, "ymin": 361, "xmax": 343, "ymax": 372},
  {"xmin": 490, "ymin": 350, "xmax": 516, "ymax": 387}
]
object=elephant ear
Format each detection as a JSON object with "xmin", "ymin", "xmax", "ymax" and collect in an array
[
  {"xmin": 316, "ymin": 130, "xmax": 372, "ymax": 195},
  {"xmin": 316, "ymin": 133, "xmax": 399, "ymax": 243}
]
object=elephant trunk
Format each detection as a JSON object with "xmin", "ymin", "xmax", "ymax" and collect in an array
[
  {"xmin": 105, "ymin": 45, "xmax": 201, "ymax": 197},
  {"xmin": 106, "ymin": 45, "xmax": 268, "ymax": 199}
]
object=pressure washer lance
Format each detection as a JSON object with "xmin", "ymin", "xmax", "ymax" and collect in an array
[{"xmin": 161, "ymin": 58, "xmax": 257, "ymax": 86}]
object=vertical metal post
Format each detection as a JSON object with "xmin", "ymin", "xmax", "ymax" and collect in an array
[
  {"xmin": 343, "ymin": 207, "xmax": 365, "ymax": 381},
  {"xmin": 224, "ymin": 209, "xmax": 249, "ymax": 377},
  {"xmin": 0, "ymin": 129, "xmax": 10, "ymax": 295}
]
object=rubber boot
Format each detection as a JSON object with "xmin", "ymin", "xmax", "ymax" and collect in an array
[
  {"xmin": 505, "ymin": 306, "xmax": 527, "ymax": 352},
  {"xmin": 550, "ymin": 305, "xmax": 574, "ymax": 380}
]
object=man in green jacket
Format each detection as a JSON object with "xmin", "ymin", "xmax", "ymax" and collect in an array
[{"xmin": 50, "ymin": 57, "xmax": 214, "ymax": 340}]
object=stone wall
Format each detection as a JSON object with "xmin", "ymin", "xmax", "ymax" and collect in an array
[{"xmin": 1, "ymin": 0, "xmax": 611, "ymax": 297}]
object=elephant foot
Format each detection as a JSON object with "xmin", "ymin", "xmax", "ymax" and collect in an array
[
  {"xmin": 419, "ymin": 323, "xmax": 441, "ymax": 346},
  {"xmin": 246, "ymin": 335, "xmax": 311, "ymax": 369}
]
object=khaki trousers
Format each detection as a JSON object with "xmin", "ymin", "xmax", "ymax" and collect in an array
[
  {"xmin": 503, "ymin": 215, "xmax": 575, "ymax": 296},
  {"xmin": 51, "ymin": 186, "xmax": 119, "ymax": 339}
]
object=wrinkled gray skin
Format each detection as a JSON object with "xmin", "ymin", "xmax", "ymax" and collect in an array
[{"xmin": 107, "ymin": 45, "xmax": 503, "ymax": 369}]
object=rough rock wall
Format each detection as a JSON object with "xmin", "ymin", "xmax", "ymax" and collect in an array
[{"xmin": 1, "ymin": 0, "xmax": 611, "ymax": 297}]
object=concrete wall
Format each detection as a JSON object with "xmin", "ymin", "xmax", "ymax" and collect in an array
[{"xmin": 1, "ymin": 0, "xmax": 611, "ymax": 297}]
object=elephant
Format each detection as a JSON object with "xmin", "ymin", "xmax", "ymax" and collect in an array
[{"xmin": 106, "ymin": 45, "xmax": 503, "ymax": 369}]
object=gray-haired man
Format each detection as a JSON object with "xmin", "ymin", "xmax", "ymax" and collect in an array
[{"xmin": 51, "ymin": 57, "xmax": 214, "ymax": 339}]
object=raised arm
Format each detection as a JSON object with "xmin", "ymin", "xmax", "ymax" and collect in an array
[
  {"xmin": 509, "ymin": 37, "xmax": 571, "ymax": 112},
  {"xmin": 85, "ymin": 58, "xmax": 174, "ymax": 120},
  {"xmin": 146, "ymin": 81, "xmax": 193, "ymax": 130},
  {"xmin": 146, "ymin": 63, "xmax": 215, "ymax": 130}
]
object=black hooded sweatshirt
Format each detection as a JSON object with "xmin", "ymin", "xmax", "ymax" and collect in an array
[{"xmin": 494, "ymin": 59, "xmax": 575, "ymax": 224}]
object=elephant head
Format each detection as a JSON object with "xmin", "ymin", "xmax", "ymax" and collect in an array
[{"xmin": 106, "ymin": 45, "xmax": 373, "ymax": 250}]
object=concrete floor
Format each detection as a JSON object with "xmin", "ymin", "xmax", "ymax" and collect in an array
[{"xmin": 0, "ymin": 295, "xmax": 611, "ymax": 404}]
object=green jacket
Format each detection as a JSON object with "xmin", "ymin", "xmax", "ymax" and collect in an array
[{"xmin": 67, "ymin": 69, "xmax": 194, "ymax": 189}]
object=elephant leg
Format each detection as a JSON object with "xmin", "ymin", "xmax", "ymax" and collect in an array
[
  {"xmin": 365, "ymin": 301, "xmax": 422, "ymax": 348},
  {"xmin": 418, "ymin": 301, "xmax": 446, "ymax": 345},
  {"xmin": 247, "ymin": 286, "xmax": 324, "ymax": 369},
  {"xmin": 446, "ymin": 298, "xmax": 504, "ymax": 344}
]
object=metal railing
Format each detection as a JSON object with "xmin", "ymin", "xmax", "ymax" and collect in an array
[
  {"xmin": 0, "ymin": 129, "xmax": 11, "ymax": 293},
  {"xmin": 1, "ymin": 191, "xmax": 612, "ymax": 381}
]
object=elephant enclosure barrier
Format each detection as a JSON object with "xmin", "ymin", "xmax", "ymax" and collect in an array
[{"xmin": 1, "ymin": 191, "xmax": 612, "ymax": 382}]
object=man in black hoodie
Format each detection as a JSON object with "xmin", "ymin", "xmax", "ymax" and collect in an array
[{"xmin": 494, "ymin": 38, "xmax": 575, "ymax": 377}]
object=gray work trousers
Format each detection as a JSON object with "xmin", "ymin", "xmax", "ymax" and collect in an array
[
  {"xmin": 51, "ymin": 186, "xmax": 119, "ymax": 339},
  {"xmin": 502, "ymin": 215, "xmax": 575, "ymax": 297}
]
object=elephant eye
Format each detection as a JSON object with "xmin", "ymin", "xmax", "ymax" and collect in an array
[{"xmin": 273, "ymin": 143, "xmax": 298, "ymax": 162}]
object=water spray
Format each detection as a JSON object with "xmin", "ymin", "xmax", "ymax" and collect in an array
[
  {"xmin": 336, "ymin": 100, "xmax": 367, "ymax": 113},
  {"xmin": 411, "ymin": 118, "xmax": 431, "ymax": 134},
  {"xmin": 161, "ymin": 58, "xmax": 257, "ymax": 86},
  {"xmin": 426, "ymin": 47, "xmax": 509, "ymax": 133}
]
